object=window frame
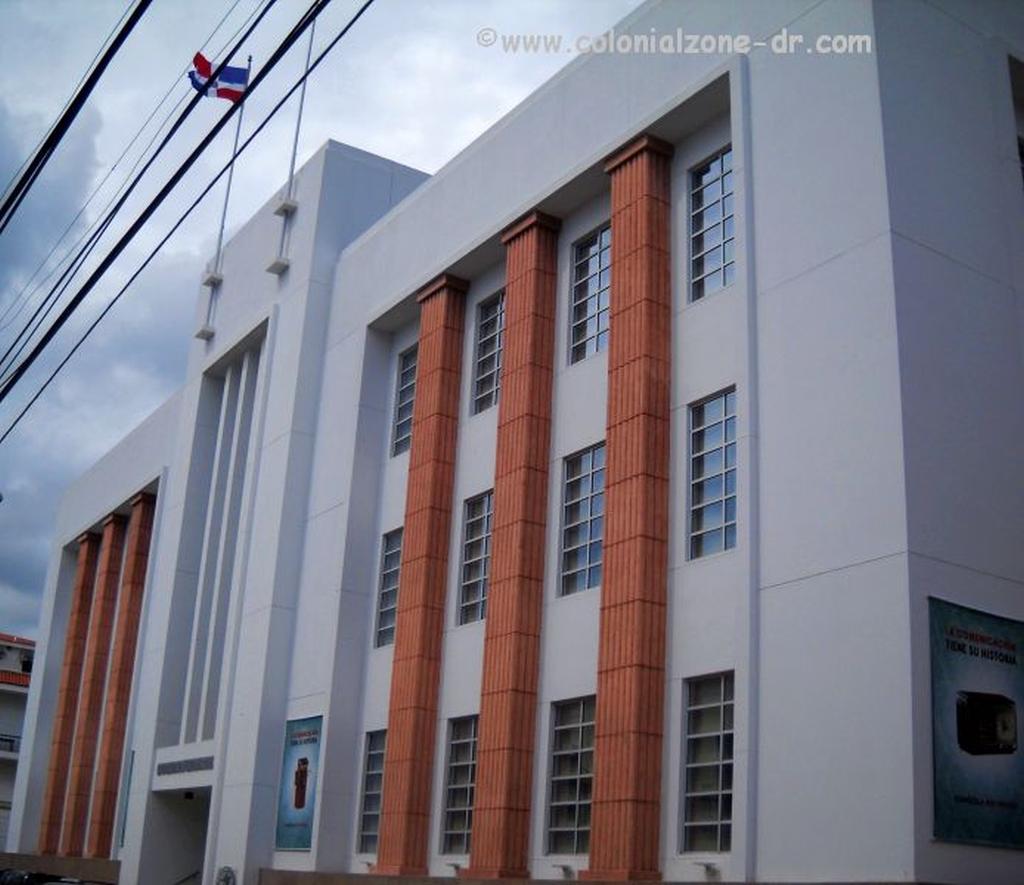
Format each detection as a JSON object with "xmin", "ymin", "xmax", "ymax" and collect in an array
[
  {"xmin": 546, "ymin": 695, "xmax": 596, "ymax": 855},
  {"xmin": 357, "ymin": 729, "xmax": 387, "ymax": 854},
  {"xmin": 458, "ymin": 490, "xmax": 494, "ymax": 625},
  {"xmin": 391, "ymin": 344, "xmax": 418, "ymax": 456},
  {"xmin": 472, "ymin": 291, "xmax": 506, "ymax": 415},
  {"xmin": 440, "ymin": 715, "xmax": 479, "ymax": 855},
  {"xmin": 688, "ymin": 145, "xmax": 736, "ymax": 303},
  {"xmin": 374, "ymin": 528, "xmax": 403, "ymax": 647},
  {"xmin": 687, "ymin": 389, "xmax": 737, "ymax": 560},
  {"xmin": 558, "ymin": 442, "xmax": 606, "ymax": 597},
  {"xmin": 568, "ymin": 223, "xmax": 612, "ymax": 365},
  {"xmin": 680, "ymin": 671, "xmax": 734, "ymax": 854}
]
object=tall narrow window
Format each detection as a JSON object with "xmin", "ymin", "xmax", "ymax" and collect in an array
[
  {"xmin": 570, "ymin": 225, "xmax": 611, "ymax": 363},
  {"xmin": 473, "ymin": 293, "xmax": 505, "ymax": 414},
  {"xmin": 441, "ymin": 716, "xmax": 478, "ymax": 854},
  {"xmin": 548, "ymin": 696, "xmax": 595, "ymax": 854},
  {"xmin": 391, "ymin": 345, "xmax": 417, "ymax": 456},
  {"xmin": 689, "ymin": 390, "xmax": 737, "ymax": 558},
  {"xmin": 459, "ymin": 491, "xmax": 493, "ymax": 624},
  {"xmin": 682, "ymin": 673, "xmax": 734, "ymax": 852},
  {"xmin": 690, "ymin": 147, "xmax": 735, "ymax": 301},
  {"xmin": 560, "ymin": 443, "xmax": 605, "ymax": 596},
  {"xmin": 375, "ymin": 529, "xmax": 402, "ymax": 647},
  {"xmin": 358, "ymin": 730, "xmax": 387, "ymax": 853}
]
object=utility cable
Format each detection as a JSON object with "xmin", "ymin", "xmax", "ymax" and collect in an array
[
  {"xmin": 0, "ymin": 0, "xmax": 282, "ymax": 379},
  {"xmin": 0, "ymin": 0, "xmax": 155, "ymax": 236},
  {"xmin": 0, "ymin": 1, "xmax": 133, "ymax": 202},
  {"xmin": 0, "ymin": 0, "xmax": 378, "ymax": 445},
  {"xmin": 0, "ymin": 0, "xmax": 264, "ymax": 334},
  {"xmin": 0, "ymin": 0, "xmax": 336, "ymax": 403}
]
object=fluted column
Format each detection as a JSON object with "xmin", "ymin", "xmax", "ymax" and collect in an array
[
  {"xmin": 375, "ymin": 273, "xmax": 467, "ymax": 875},
  {"xmin": 60, "ymin": 513, "xmax": 127, "ymax": 856},
  {"xmin": 86, "ymin": 493, "xmax": 156, "ymax": 858},
  {"xmin": 465, "ymin": 211, "xmax": 560, "ymax": 878},
  {"xmin": 584, "ymin": 134, "xmax": 673, "ymax": 881},
  {"xmin": 38, "ymin": 532, "xmax": 100, "ymax": 854}
]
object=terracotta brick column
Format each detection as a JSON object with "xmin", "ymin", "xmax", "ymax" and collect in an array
[
  {"xmin": 86, "ymin": 493, "xmax": 156, "ymax": 858},
  {"xmin": 465, "ymin": 211, "xmax": 560, "ymax": 879},
  {"xmin": 584, "ymin": 134, "xmax": 673, "ymax": 881},
  {"xmin": 60, "ymin": 513, "xmax": 127, "ymax": 857},
  {"xmin": 38, "ymin": 532, "xmax": 101, "ymax": 854},
  {"xmin": 375, "ymin": 273, "xmax": 467, "ymax": 875}
]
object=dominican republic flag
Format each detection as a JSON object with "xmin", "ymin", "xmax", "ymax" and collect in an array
[{"xmin": 188, "ymin": 53, "xmax": 248, "ymax": 102}]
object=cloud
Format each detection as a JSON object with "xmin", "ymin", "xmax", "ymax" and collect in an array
[
  {"xmin": 0, "ymin": 581, "xmax": 43, "ymax": 639},
  {"xmin": 0, "ymin": 0, "xmax": 643, "ymax": 639},
  {"xmin": 0, "ymin": 95, "xmax": 196, "ymax": 637}
]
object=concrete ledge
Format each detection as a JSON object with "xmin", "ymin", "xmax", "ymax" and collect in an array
[{"xmin": 0, "ymin": 851, "xmax": 119, "ymax": 883}]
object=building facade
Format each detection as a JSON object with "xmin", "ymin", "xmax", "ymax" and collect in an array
[
  {"xmin": 0, "ymin": 633, "xmax": 34, "ymax": 846},
  {"xmin": 7, "ymin": 1, "xmax": 1024, "ymax": 883}
]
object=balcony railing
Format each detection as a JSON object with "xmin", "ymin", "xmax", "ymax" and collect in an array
[{"xmin": 0, "ymin": 732, "xmax": 21, "ymax": 753}]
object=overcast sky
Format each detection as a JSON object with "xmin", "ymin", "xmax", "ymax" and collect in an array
[{"xmin": 0, "ymin": 0, "xmax": 644, "ymax": 638}]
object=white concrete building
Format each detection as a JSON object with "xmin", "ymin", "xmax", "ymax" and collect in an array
[
  {"xmin": 0, "ymin": 633, "xmax": 34, "ymax": 846},
  {"xmin": 7, "ymin": 2, "xmax": 1024, "ymax": 884}
]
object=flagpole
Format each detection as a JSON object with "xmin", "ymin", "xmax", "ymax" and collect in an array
[
  {"xmin": 286, "ymin": 20, "xmax": 315, "ymax": 200},
  {"xmin": 270, "ymin": 20, "xmax": 314, "ymax": 271},
  {"xmin": 213, "ymin": 55, "xmax": 252, "ymax": 275}
]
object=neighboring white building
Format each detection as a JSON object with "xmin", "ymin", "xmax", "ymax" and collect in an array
[
  {"xmin": 0, "ymin": 633, "xmax": 34, "ymax": 847},
  {"xmin": 7, "ymin": 2, "xmax": 1024, "ymax": 884}
]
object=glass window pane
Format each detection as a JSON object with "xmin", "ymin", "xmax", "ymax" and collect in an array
[
  {"xmin": 690, "ymin": 146, "xmax": 735, "ymax": 303},
  {"xmin": 686, "ymin": 765, "xmax": 720, "ymax": 793},
  {"xmin": 688, "ymin": 706, "xmax": 722, "ymax": 735},
  {"xmin": 692, "ymin": 422, "xmax": 724, "ymax": 454},
  {"xmin": 690, "ymin": 529, "xmax": 723, "ymax": 558},
  {"xmin": 692, "ymin": 474, "xmax": 724, "ymax": 506},
  {"xmin": 549, "ymin": 697, "xmax": 594, "ymax": 855},
  {"xmin": 687, "ymin": 735, "xmax": 720, "ymax": 765},
  {"xmin": 560, "ymin": 443, "xmax": 605, "ymax": 596},
  {"xmin": 693, "ymin": 156, "xmax": 721, "ymax": 188},
  {"xmin": 691, "ymin": 223, "xmax": 723, "ymax": 255},
  {"xmin": 684, "ymin": 825, "xmax": 719, "ymax": 852},
  {"xmin": 441, "ymin": 718, "xmax": 477, "ymax": 854}
]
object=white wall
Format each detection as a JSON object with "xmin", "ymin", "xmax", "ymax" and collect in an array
[{"xmin": 874, "ymin": 2, "xmax": 1024, "ymax": 882}]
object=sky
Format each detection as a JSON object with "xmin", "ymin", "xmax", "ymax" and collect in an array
[{"xmin": 0, "ymin": 0, "xmax": 645, "ymax": 637}]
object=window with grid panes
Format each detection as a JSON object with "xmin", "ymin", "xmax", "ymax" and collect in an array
[
  {"xmin": 689, "ymin": 390, "xmax": 737, "ymax": 558},
  {"xmin": 441, "ymin": 716, "xmax": 478, "ymax": 854},
  {"xmin": 459, "ymin": 491, "xmax": 493, "ymax": 624},
  {"xmin": 358, "ymin": 730, "xmax": 386, "ymax": 853},
  {"xmin": 374, "ymin": 529, "xmax": 402, "ymax": 646},
  {"xmin": 391, "ymin": 345, "xmax": 417, "ymax": 455},
  {"xmin": 682, "ymin": 673, "xmax": 734, "ymax": 852},
  {"xmin": 548, "ymin": 696, "xmax": 595, "ymax": 854},
  {"xmin": 570, "ymin": 226, "xmax": 611, "ymax": 363},
  {"xmin": 473, "ymin": 293, "xmax": 505, "ymax": 413},
  {"xmin": 560, "ymin": 443, "xmax": 605, "ymax": 595},
  {"xmin": 690, "ymin": 147, "xmax": 735, "ymax": 301}
]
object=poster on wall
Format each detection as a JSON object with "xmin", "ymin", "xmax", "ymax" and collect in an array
[
  {"xmin": 930, "ymin": 598, "xmax": 1024, "ymax": 849},
  {"xmin": 275, "ymin": 715, "xmax": 323, "ymax": 851}
]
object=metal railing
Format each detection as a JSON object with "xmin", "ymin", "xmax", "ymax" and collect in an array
[{"xmin": 0, "ymin": 732, "xmax": 21, "ymax": 752}]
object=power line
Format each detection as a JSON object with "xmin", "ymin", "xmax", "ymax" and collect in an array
[
  {"xmin": 0, "ymin": 1, "xmax": 134, "ymax": 203},
  {"xmin": 0, "ymin": 0, "xmax": 156, "ymax": 236},
  {"xmin": 0, "ymin": 0, "xmax": 282, "ymax": 381},
  {"xmin": 0, "ymin": 0, "xmax": 260, "ymax": 334},
  {"xmin": 0, "ymin": 0, "xmax": 337, "ymax": 406},
  {"xmin": 0, "ymin": 0, "xmax": 378, "ymax": 447}
]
